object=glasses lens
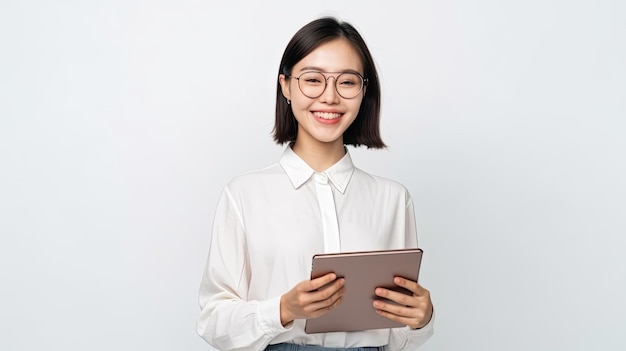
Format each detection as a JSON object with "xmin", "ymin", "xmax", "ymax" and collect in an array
[
  {"xmin": 336, "ymin": 73, "xmax": 363, "ymax": 99},
  {"xmin": 298, "ymin": 72, "xmax": 326, "ymax": 98}
]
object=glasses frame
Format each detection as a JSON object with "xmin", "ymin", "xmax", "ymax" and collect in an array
[{"xmin": 287, "ymin": 70, "xmax": 368, "ymax": 99}]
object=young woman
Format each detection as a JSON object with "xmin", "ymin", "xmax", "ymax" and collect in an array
[{"xmin": 197, "ymin": 17, "xmax": 434, "ymax": 351}]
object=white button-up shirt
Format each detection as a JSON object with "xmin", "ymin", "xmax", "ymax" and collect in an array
[{"xmin": 197, "ymin": 146, "xmax": 434, "ymax": 350}]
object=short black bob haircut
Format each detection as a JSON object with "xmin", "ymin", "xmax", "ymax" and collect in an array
[{"xmin": 273, "ymin": 17, "xmax": 386, "ymax": 148}]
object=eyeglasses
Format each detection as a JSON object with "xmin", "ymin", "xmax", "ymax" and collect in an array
[{"xmin": 286, "ymin": 71, "xmax": 367, "ymax": 99}]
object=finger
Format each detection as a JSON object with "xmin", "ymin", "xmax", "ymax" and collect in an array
[
  {"xmin": 308, "ymin": 287, "xmax": 344, "ymax": 317},
  {"xmin": 373, "ymin": 300, "xmax": 414, "ymax": 317},
  {"xmin": 375, "ymin": 287, "xmax": 414, "ymax": 307},
  {"xmin": 298, "ymin": 273, "xmax": 336, "ymax": 294},
  {"xmin": 311, "ymin": 278, "xmax": 345, "ymax": 303},
  {"xmin": 291, "ymin": 276, "xmax": 344, "ymax": 311},
  {"xmin": 394, "ymin": 277, "xmax": 429, "ymax": 296},
  {"xmin": 374, "ymin": 305, "xmax": 415, "ymax": 327},
  {"xmin": 307, "ymin": 273, "xmax": 338, "ymax": 291},
  {"xmin": 391, "ymin": 276, "xmax": 418, "ymax": 293},
  {"xmin": 373, "ymin": 299, "xmax": 429, "ymax": 329}
]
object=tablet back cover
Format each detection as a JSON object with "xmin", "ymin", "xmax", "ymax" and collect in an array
[{"xmin": 304, "ymin": 248, "xmax": 423, "ymax": 334}]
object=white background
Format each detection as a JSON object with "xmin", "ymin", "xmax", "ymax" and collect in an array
[{"xmin": 1, "ymin": 1, "xmax": 625, "ymax": 350}]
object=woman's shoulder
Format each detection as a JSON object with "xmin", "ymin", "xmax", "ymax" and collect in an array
[
  {"xmin": 223, "ymin": 162, "xmax": 284, "ymax": 189},
  {"xmin": 353, "ymin": 167, "xmax": 412, "ymax": 197}
]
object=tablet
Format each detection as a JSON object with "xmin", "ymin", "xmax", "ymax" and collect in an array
[{"xmin": 304, "ymin": 248, "xmax": 423, "ymax": 334}]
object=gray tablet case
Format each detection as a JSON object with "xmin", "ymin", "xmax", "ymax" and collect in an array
[{"xmin": 304, "ymin": 248, "xmax": 423, "ymax": 334}]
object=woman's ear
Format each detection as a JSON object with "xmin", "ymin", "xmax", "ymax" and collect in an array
[{"xmin": 278, "ymin": 74, "xmax": 291, "ymax": 101}]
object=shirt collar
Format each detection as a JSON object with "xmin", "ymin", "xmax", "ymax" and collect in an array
[{"xmin": 279, "ymin": 145, "xmax": 355, "ymax": 194}]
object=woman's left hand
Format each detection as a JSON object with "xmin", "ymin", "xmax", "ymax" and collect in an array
[{"xmin": 373, "ymin": 276, "xmax": 434, "ymax": 329}]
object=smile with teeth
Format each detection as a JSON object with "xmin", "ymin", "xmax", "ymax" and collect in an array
[{"xmin": 313, "ymin": 111, "xmax": 342, "ymax": 120}]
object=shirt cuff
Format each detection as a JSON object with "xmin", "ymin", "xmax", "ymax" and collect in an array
[
  {"xmin": 406, "ymin": 308, "xmax": 436, "ymax": 336},
  {"xmin": 257, "ymin": 295, "xmax": 292, "ymax": 337}
]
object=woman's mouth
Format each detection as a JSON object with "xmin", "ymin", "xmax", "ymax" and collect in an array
[{"xmin": 312, "ymin": 111, "xmax": 342, "ymax": 124}]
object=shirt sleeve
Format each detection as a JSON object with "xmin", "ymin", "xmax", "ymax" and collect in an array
[
  {"xmin": 196, "ymin": 186, "xmax": 290, "ymax": 351},
  {"xmin": 387, "ymin": 312, "xmax": 436, "ymax": 350},
  {"xmin": 387, "ymin": 190, "xmax": 435, "ymax": 350},
  {"xmin": 403, "ymin": 191, "xmax": 419, "ymax": 248}
]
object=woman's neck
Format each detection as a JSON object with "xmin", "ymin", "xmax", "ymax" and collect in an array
[{"xmin": 291, "ymin": 138, "xmax": 346, "ymax": 173}]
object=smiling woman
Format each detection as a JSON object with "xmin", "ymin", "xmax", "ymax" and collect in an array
[
  {"xmin": 278, "ymin": 38, "xmax": 366, "ymax": 165},
  {"xmin": 2, "ymin": 1, "xmax": 625, "ymax": 350},
  {"xmin": 196, "ymin": 17, "xmax": 434, "ymax": 351}
]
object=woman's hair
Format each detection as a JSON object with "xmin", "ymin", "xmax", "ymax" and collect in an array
[{"xmin": 273, "ymin": 17, "xmax": 386, "ymax": 148}]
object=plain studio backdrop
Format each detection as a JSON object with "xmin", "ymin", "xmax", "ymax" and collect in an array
[{"xmin": 1, "ymin": 0, "xmax": 624, "ymax": 350}]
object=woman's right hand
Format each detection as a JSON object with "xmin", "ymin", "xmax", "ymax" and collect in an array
[{"xmin": 279, "ymin": 273, "xmax": 345, "ymax": 326}]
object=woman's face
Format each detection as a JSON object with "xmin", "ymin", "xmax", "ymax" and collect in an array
[{"xmin": 279, "ymin": 38, "xmax": 365, "ymax": 150}]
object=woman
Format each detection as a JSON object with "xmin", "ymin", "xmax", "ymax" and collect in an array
[{"xmin": 197, "ymin": 17, "xmax": 434, "ymax": 350}]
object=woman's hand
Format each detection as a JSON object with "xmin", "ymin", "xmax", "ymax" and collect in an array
[
  {"xmin": 280, "ymin": 273, "xmax": 345, "ymax": 326},
  {"xmin": 373, "ymin": 276, "xmax": 433, "ymax": 329}
]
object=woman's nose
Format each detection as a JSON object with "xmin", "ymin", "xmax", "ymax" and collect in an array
[{"xmin": 319, "ymin": 76, "xmax": 340, "ymax": 103}]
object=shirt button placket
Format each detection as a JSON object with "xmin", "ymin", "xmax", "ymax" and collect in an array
[
  {"xmin": 313, "ymin": 174, "xmax": 346, "ymax": 347},
  {"xmin": 313, "ymin": 173, "xmax": 341, "ymax": 253}
]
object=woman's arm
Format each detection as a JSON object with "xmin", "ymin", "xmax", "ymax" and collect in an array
[{"xmin": 196, "ymin": 187, "xmax": 287, "ymax": 351}]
